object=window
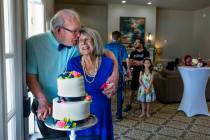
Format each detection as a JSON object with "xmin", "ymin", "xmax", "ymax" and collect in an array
[
  {"xmin": 0, "ymin": 0, "xmax": 24, "ymax": 139},
  {"xmin": 27, "ymin": 0, "xmax": 45, "ymax": 136},
  {"xmin": 28, "ymin": 0, "xmax": 45, "ymax": 37},
  {"xmin": 3, "ymin": 0, "xmax": 17, "ymax": 139}
]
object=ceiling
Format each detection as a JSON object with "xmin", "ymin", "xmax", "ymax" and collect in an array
[{"xmin": 57, "ymin": 0, "xmax": 210, "ymax": 10}]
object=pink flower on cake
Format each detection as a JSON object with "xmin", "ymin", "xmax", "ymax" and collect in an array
[
  {"xmin": 71, "ymin": 71, "xmax": 81, "ymax": 77},
  {"xmin": 85, "ymin": 95, "xmax": 92, "ymax": 101},
  {"xmin": 56, "ymin": 120, "xmax": 66, "ymax": 128}
]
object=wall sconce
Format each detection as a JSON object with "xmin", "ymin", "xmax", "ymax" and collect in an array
[
  {"xmin": 155, "ymin": 42, "xmax": 162, "ymax": 58},
  {"xmin": 156, "ymin": 48, "xmax": 162, "ymax": 56},
  {"xmin": 147, "ymin": 33, "xmax": 152, "ymax": 44}
]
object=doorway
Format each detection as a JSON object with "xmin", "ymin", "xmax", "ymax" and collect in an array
[{"xmin": 26, "ymin": 0, "xmax": 45, "ymax": 139}]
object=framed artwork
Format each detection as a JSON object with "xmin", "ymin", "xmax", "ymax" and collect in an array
[{"xmin": 120, "ymin": 17, "xmax": 145, "ymax": 44}]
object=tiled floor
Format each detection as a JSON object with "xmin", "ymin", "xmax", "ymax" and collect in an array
[
  {"xmin": 29, "ymin": 89, "xmax": 210, "ymax": 140},
  {"xmin": 112, "ymin": 100, "xmax": 210, "ymax": 140}
]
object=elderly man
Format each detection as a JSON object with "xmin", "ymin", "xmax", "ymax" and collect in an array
[{"xmin": 26, "ymin": 9, "xmax": 118, "ymax": 138}]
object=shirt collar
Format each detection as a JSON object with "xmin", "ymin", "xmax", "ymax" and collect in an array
[{"xmin": 47, "ymin": 31, "xmax": 59, "ymax": 49}]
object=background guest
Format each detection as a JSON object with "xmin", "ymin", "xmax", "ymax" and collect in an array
[
  {"xmin": 138, "ymin": 58, "xmax": 156, "ymax": 118},
  {"xmin": 183, "ymin": 55, "xmax": 192, "ymax": 66},
  {"xmin": 105, "ymin": 31, "xmax": 131, "ymax": 121},
  {"xmin": 124, "ymin": 39, "xmax": 150, "ymax": 112}
]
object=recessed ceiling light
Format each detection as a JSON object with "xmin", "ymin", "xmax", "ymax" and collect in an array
[
  {"xmin": 147, "ymin": 2, "xmax": 152, "ymax": 5},
  {"xmin": 122, "ymin": 0, "xmax": 126, "ymax": 4}
]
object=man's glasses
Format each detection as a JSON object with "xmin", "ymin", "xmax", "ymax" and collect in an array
[{"xmin": 60, "ymin": 26, "xmax": 80, "ymax": 35}]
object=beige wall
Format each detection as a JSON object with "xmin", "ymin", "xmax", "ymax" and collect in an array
[
  {"xmin": 156, "ymin": 9, "xmax": 195, "ymax": 61},
  {"xmin": 55, "ymin": 4, "xmax": 108, "ymax": 43},
  {"xmin": 44, "ymin": 0, "xmax": 54, "ymax": 30},
  {"xmin": 108, "ymin": 4, "xmax": 156, "ymax": 43},
  {"xmin": 194, "ymin": 6, "xmax": 210, "ymax": 59},
  {"xmin": 156, "ymin": 7, "xmax": 210, "ymax": 61},
  {"xmin": 52, "ymin": 2, "xmax": 210, "ymax": 60}
]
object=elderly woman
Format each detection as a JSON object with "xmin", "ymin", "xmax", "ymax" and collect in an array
[{"xmin": 66, "ymin": 27, "xmax": 114, "ymax": 140}]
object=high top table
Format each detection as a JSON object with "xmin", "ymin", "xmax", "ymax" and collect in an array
[{"xmin": 178, "ymin": 66, "xmax": 210, "ymax": 117}]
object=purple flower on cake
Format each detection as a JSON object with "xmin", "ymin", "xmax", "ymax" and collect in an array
[{"xmin": 56, "ymin": 120, "xmax": 66, "ymax": 128}]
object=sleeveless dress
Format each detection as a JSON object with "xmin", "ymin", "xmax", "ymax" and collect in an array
[
  {"xmin": 66, "ymin": 55, "xmax": 114, "ymax": 140},
  {"xmin": 137, "ymin": 72, "xmax": 156, "ymax": 103}
]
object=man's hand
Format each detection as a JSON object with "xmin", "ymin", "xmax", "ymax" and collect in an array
[
  {"xmin": 27, "ymin": 73, "xmax": 51, "ymax": 120},
  {"xmin": 37, "ymin": 98, "xmax": 52, "ymax": 121},
  {"xmin": 127, "ymin": 69, "xmax": 132, "ymax": 78}
]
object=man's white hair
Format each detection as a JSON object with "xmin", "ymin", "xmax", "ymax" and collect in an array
[{"xmin": 50, "ymin": 9, "xmax": 80, "ymax": 31}]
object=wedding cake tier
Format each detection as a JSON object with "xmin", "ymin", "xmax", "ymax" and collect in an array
[
  {"xmin": 52, "ymin": 97, "xmax": 91, "ymax": 121},
  {"xmin": 57, "ymin": 76, "xmax": 85, "ymax": 97},
  {"xmin": 52, "ymin": 71, "xmax": 92, "ymax": 128}
]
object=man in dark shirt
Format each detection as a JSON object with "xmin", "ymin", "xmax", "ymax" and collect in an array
[{"xmin": 124, "ymin": 39, "xmax": 150, "ymax": 112}]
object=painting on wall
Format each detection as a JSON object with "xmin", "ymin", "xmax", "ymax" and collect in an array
[{"xmin": 120, "ymin": 17, "xmax": 145, "ymax": 44}]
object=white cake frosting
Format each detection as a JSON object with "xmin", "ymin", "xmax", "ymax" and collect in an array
[
  {"xmin": 52, "ymin": 73, "xmax": 91, "ymax": 122},
  {"xmin": 52, "ymin": 97, "xmax": 90, "ymax": 121},
  {"xmin": 57, "ymin": 77, "xmax": 85, "ymax": 97}
]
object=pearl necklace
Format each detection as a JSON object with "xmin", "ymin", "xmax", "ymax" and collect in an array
[{"xmin": 81, "ymin": 56, "xmax": 101, "ymax": 84}]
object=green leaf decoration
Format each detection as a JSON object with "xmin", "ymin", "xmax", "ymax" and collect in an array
[
  {"xmin": 72, "ymin": 122, "xmax": 77, "ymax": 127},
  {"xmin": 64, "ymin": 126, "xmax": 70, "ymax": 129},
  {"xmin": 64, "ymin": 117, "xmax": 68, "ymax": 122}
]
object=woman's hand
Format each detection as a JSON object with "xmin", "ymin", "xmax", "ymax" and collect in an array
[
  {"xmin": 106, "ymin": 71, "xmax": 118, "ymax": 94},
  {"xmin": 103, "ymin": 82, "xmax": 115, "ymax": 98}
]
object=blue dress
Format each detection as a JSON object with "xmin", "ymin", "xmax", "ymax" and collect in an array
[{"xmin": 66, "ymin": 55, "xmax": 114, "ymax": 140}]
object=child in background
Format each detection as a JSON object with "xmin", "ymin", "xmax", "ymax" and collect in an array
[{"xmin": 138, "ymin": 58, "xmax": 156, "ymax": 118}]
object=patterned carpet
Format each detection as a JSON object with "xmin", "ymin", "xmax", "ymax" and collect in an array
[{"xmin": 111, "ymin": 92, "xmax": 210, "ymax": 140}]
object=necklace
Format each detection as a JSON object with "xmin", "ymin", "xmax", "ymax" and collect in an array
[{"xmin": 81, "ymin": 56, "xmax": 101, "ymax": 83}]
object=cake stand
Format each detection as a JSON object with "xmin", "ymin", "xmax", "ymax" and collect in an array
[{"xmin": 44, "ymin": 115, "xmax": 98, "ymax": 140}]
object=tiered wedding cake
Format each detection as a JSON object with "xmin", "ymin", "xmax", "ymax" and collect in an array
[{"xmin": 52, "ymin": 71, "xmax": 92, "ymax": 128}]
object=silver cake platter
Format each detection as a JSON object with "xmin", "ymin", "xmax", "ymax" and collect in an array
[{"xmin": 44, "ymin": 114, "xmax": 97, "ymax": 140}]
